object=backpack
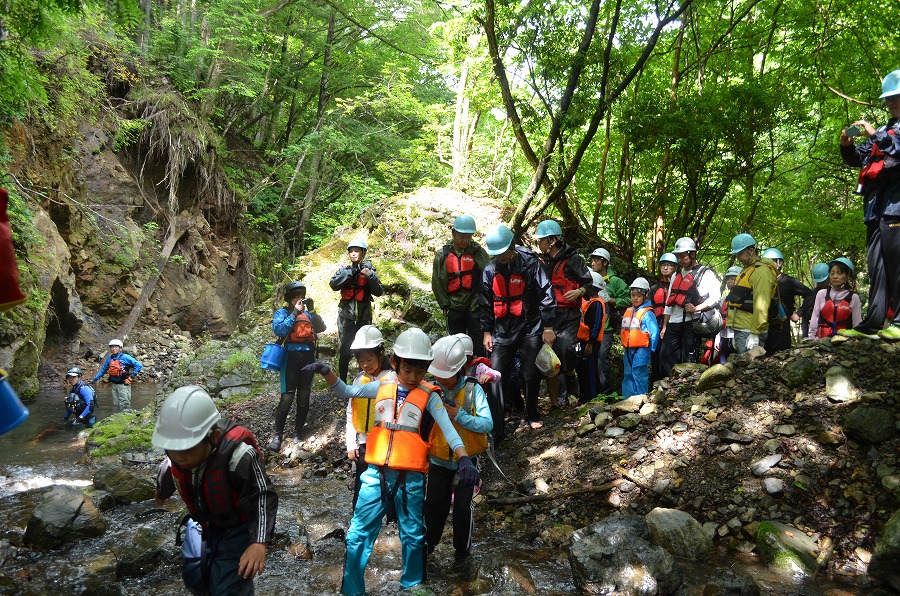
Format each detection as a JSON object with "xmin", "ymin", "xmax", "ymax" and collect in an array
[
  {"xmin": 691, "ymin": 266, "xmax": 724, "ymax": 337},
  {"xmin": 176, "ymin": 514, "xmax": 209, "ymax": 596}
]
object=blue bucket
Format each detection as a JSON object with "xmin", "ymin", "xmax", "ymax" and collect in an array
[
  {"xmin": 260, "ymin": 343, "xmax": 286, "ymax": 371},
  {"xmin": 0, "ymin": 369, "xmax": 29, "ymax": 435}
]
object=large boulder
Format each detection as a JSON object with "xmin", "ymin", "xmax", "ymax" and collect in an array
[
  {"xmin": 645, "ymin": 507, "xmax": 712, "ymax": 562},
  {"xmin": 756, "ymin": 520, "xmax": 821, "ymax": 578},
  {"xmin": 93, "ymin": 463, "xmax": 155, "ymax": 504},
  {"xmin": 868, "ymin": 508, "xmax": 900, "ymax": 591},
  {"xmin": 23, "ymin": 485, "xmax": 107, "ymax": 548},
  {"xmin": 843, "ymin": 406, "xmax": 895, "ymax": 444},
  {"xmin": 569, "ymin": 514, "xmax": 682, "ymax": 595}
]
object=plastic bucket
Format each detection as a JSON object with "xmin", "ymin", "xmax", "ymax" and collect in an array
[
  {"xmin": 0, "ymin": 369, "xmax": 29, "ymax": 435},
  {"xmin": 260, "ymin": 343, "xmax": 285, "ymax": 371}
]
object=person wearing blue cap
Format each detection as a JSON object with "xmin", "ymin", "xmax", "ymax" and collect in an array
[
  {"xmin": 839, "ymin": 68, "xmax": 900, "ymax": 339},
  {"xmin": 798, "ymin": 263, "xmax": 830, "ymax": 337},
  {"xmin": 723, "ymin": 234, "xmax": 777, "ymax": 353},
  {"xmin": 432, "ymin": 215, "xmax": 490, "ymax": 357},
  {"xmin": 760, "ymin": 248, "xmax": 814, "ymax": 354},
  {"xmin": 808, "ymin": 258, "xmax": 862, "ymax": 338}
]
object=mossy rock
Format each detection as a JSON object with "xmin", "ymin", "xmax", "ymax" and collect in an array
[{"xmin": 756, "ymin": 520, "xmax": 820, "ymax": 577}]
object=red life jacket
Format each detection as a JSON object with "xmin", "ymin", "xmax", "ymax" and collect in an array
[
  {"xmin": 107, "ymin": 358, "xmax": 125, "ymax": 380},
  {"xmin": 816, "ymin": 288, "xmax": 854, "ymax": 338},
  {"xmin": 170, "ymin": 424, "xmax": 263, "ymax": 530},
  {"xmin": 287, "ymin": 311, "xmax": 316, "ymax": 344},
  {"xmin": 577, "ymin": 297, "xmax": 607, "ymax": 342},
  {"xmin": 665, "ymin": 271, "xmax": 701, "ymax": 308},
  {"xmin": 444, "ymin": 248, "xmax": 477, "ymax": 293},
  {"xmin": 620, "ymin": 306, "xmax": 652, "ymax": 348},
  {"xmin": 650, "ymin": 282, "xmax": 668, "ymax": 319},
  {"xmin": 859, "ymin": 128, "xmax": 896, "ymax": 185},
  {"xmin": 550, "ymin": 257, "xmax": 582, "ymax": 308},
  {"xmin": 492, "ymin": 272, "xmax": 525, "ymax": 318},
  {"xmin": 341, "ymin": 271, "xmax": 368, "ymax": 301}
]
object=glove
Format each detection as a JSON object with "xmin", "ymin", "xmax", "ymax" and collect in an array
[
  {"xmin": 746, "ymin": 333, "xmax": 760, "ymax": 350},
  {"xmin": 456, "ymin": 456, "xmax": 480, "ymax": 489},
  {"xmin": 124, "ymin": 376, "xmax": 133, "ymax": 385},
  {"xmin": 304, "ymin": 297, "xmax": 315, "ymax": 311},
  {"xmin": 302, "ymin": 362, "xmax": 331, "ymax": 375}
]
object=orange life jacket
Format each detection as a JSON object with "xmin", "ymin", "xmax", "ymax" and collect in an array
[
  {"xmin": 287, "ymin": 312, "xmax": 316, "ymax": 344},
  {"xmin": 107, "ymin": 358, "xmax": 125, "ymax": 379},
  {"xmin": 341, "ymin": 271, "xmax": 368, "ymax": 301},
  {"xmin": 170, "ymin": 423, "xmax": 262, "ymax": 530},
  {"xmin": 549, "ymin": 257, "xmax": 582, "ymax": 308},
  {"xmin": 620, "ymin": 306, "xmax": 652, "ymax": 348},
  {"xmin": 445, "ymin": 249, "xmax": 477, "ymax": 293},
  {"xmin": 492, "ymin": 272, "xmax": 525, "ymax": 318},
  {"xmin": 428, "ymin": 380, "xmax": 487, "ymax": 462},
  {"xmin": 816, "ymin": 288, "xmax": 854, "ymax": 338},
  {"xmin": 365, "ymin": 379, "xmax": 435, "ymax": 473},
  {"xmin": 577, "ymin": 297, "xmax": 607, "ymax": 342}
]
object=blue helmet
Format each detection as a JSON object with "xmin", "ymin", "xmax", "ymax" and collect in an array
[
  {"xmin": 535, "ymin": 220, "xmax": 563, "ymax": 239},
  {"xmin": 730, "ymin": 233, "xmax": 756, "ymax": 255},
  {"xmin": 829, "ymin": 257, "xmax": 855, "ymax": 275},
  {"xmin": 452, "ymin": 215, "xmax": 477, "ymax": 234},
  {"xmin": 658, "ymin": 252, "xmax": 678, "ymax": 265},
  {"xmin": 347, "ymin": 239, "xmax": 367, "ymax": 251},
  {"xmin": 811, "ymin": 262, "xmax": 830, "ymax": 283},
  {"xmin": 880, "ymin": 69, "xmax": 900, "ymax": 99},
  {"xmin": 485, "ymin": 225, "xmax": 515, "ymax": 256},
  {"xmin": 761, "ymin": 248, "xmax": 783, "ymax": 260},
  {"xmin": 725, "ymin": 266, "xmax": 743, "ymax": 278}
]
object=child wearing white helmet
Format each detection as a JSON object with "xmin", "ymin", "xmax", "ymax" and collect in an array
[
  {"xmin": 344, "ymin": 324, "xmax": 395, "ymax": 509},
  {"xmin": 423, "ymin": 335, "xmax": 493, "ymax": 565},
  {"xmin": 302, "ymin": 328, "xmax": 480, "ymax": 596},
  {"xmin": 620, "ymin": 278, "xmax": 659, "ymax": 398}
]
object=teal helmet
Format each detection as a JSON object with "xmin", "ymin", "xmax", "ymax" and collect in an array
[
  {"xmin": 761, "ymin": 248, "xmax": 783, "ymax": 260},
  {"xmin": 880, "ymin": 69, "xmax": 900, "ymax": 99},
  {"xmin": 658, "ymin": 252, "xmax": 678, "ymax": 265},
  {"xmin": 730, "ymin": 233, "xmax": 756, "ymax": 254},
  {"xmin": 829, "ymin": 257, "xmax": 855, "ymax": 275},
  {"xmin": 485, "ymin": 225, "xmax": 515, "ymax": 256},
  {"xmin": 452, "ymin": 215, "xmax": 477, "ymax": 234},
  {"xmin": 347, "ymin": 238, "xmax": 367, "ymax": 251},
  {"xmin": 535, "ymin": 220, "xmax": 563, "ymax": 239},
  {"xmin": 811, "ymin": 262, "xmax": 830, "ymax": 283},
  {"xmin": 725, "ymin": 266, "xmax": 743, "ymax": 278}
]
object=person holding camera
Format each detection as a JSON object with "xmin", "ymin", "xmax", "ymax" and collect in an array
[
  {"xmin": 269, "ymin": 281, "xmax": 326, "ymax": 451},
  {"xmin": 839, "ymin": 69, "xmax": 900, "ymax": 339}
]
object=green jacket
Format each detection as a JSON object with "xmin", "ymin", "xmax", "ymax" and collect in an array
[
  {"xmin": 603, "ymin": 268, "xmax": 631, "ymax": 331},
  {"xmin": 432, "ymin": 241, "xmax": 490, "ymax": 313},
  {"xmin": 726, "ymin": 256, "xmax": 777, "ymax": 334}
]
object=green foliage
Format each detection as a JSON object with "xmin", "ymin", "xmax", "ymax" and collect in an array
[
  {"xmin": 215, "ymin": 350, "xmax": 258, "ymax": 374},
  {"xmin": 86, "ymin": 410, "xmax": 156, "ymax": 456},
  {"xmin": 113, "ymin": 117, "xmax": 150, "ymax": 150}
]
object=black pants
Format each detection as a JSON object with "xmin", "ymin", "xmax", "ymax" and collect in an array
[
  {"xmin": 661, "ymin": 320, "xmax": 695, "ymax": 378},
  {"xmin": 338, "ymin": 316, "xmax": 371, "ymax": 382},
  {"xmin": 596, "ymin": 328, "xmax": 614, "ymax": 394},
  {"xmin": 489, "ymin": 334, "xmax": 542, "ymax": 440},
  {"xmin": 552, "ymin": 308, "xmax": 582, "ymax": 397},
  {"xmin": 858, "ymin": 216, "xmax": 900, "ymax": 332},
  {"xmin": 447, "ymin": 308, "xmax": 485, "ymax": 358},
  {"xmin": 765, "ymin": 320, "xmax": 791, "ymax": 354},
  {"xmin": 424, "ymin": 458, "xmax": 479, "ymax": 560}
]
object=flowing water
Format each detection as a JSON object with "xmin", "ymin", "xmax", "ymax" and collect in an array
[{"xmin": 0, "ymin": 382, "xmax": 871, "ymax": 595}]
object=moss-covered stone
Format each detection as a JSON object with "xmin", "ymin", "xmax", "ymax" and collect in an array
[{"xmin": 756, "ymin": 520, "xmax": 820, "ymax": 578}]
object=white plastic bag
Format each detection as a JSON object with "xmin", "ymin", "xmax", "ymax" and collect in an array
[{"xmin": 535, "ymin": 344, "xmax": 561, "ymax": 378}]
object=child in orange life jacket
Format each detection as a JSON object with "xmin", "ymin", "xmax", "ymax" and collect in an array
[
  {"xmin": 269, "ymin": 281, "xmax": 326, "ymax": 451},
  {"xmin": 153, "ymin": 386, "xmax": 278, "ymax": 596},
  {"xmin": 453, "ymin": 333, "xmax": 501, "ymax": 385},
  {"xmin": 620, "ymin": 278, "xmax": 659, "ymax": 399},
  {"xmin": 716, "ymin": 266, "xmax": 742, "ymax": 363},
  {"xmin": 344, "ymin": 325, "xmax": 396, "ymax": 510},
  {"xmin": 808, "ymin": 258, "xmax": 863, "ymax": 338},
  {"xmin": 423, "ymin": 336, "xmax": 493, "ymax": 564},
  {"xmin": 577, "ymin": 272, "xmax": 608, "ymax": 404},
  {"xmin": 302, "ymin": 328, "xmax": 480, "ymax": 596}
]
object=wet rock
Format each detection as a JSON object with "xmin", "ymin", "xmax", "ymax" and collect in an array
[
  {"xmin": 569, "ymin": 514, "xmax": 682, "ymax": 595},
  {"xmin": 114, "ymin": 526, "xmax": 169, "ymax": 578},
  {"xmin": 868, "ymin": 508, "xmax": 900, "ymax": 591},
  {"xmin": 756, "ymin": 520, "xmax": 821, "ymax": 577},
  {"xmin": 698, "ymin": 364, "xmax": 732, "ymax": 390},
  {"xmin": 645, "ymin": 507, "xmax": 712, "ymax": 561},
  {"xmin": 23, "ymin": 485, "xmax": 107, "ymax": 548},
  {"xmin": 825, "ymin": 366, "xmax": 860, "ymax": 403},
  {"xmin": 780, "ymin": 357, "xmax": 817, "ymax": 389},
  {"xmin": 93, "ymin": 463, "xmax": 156, "ymax": 504},
  {"xmin": 843, "ymin": 406, "xmax": 895, "ymax": 444},
  {"xmin": 698, "ymin": 568, "xmax": 761, "ymax": 595}
]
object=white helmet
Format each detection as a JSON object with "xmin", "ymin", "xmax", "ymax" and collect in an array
[
  {"xmin": 590, "ymin": 271, "xmax": 606, "ymax": 291},
  {"xmin": 673, "ymin": 237, "xmax": 697, "ymax": 253},
  {"xmin": 152, "ymin": 385, "xmax": 221, "ymax": 451},
  {"xmin": 428, "ymin": 336, "xmax": 467, "ymax": 377},
  {"xmin": 590, "ymin": 247, "xmax": 611, "ymax": 262},
  {"xmin": 392, "ymin": 328, "xmax": 433, "ymax": 360},
  {"xmin": 108, "ymin": 339, "xmax": 124, "ymax": 348},
  {"xmin": 630, "ymin": 277, "xmax": 651, "ymax": 293},
  {"xmin": 350, "ymin": 325, "xmax": 384, "ymax": 350},
  {"xmin": 453, "ymin": 333, "xmax": 474, "ymax": 357}
]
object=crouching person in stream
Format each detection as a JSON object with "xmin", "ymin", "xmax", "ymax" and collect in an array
[
  {"xmin": 302, "ymin": 327, "xmax": 481, "ymax": 596},
  {"xmin": 152, "ymin": 385, "xmax": 278, "ymax": 595},
  {"xmin": 63, "ymin": 367, "xmax": 96, "ymax": 427}
]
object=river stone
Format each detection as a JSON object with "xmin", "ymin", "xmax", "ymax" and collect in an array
[
  {"xmin": 698, "ymin": 568, "xmax": 760, "ymax": 595},
  {"xmin": 645, "ymin": 507, "xmax": 712, "ymax": 561},
  {"xmin": 750, "ymin": 454, "xmax": 782, "ymax": 476},
  {"xmin": 762, "ymin": 478, "xmax": 784, "ymax": 496},
  {"xmin": 868, "ymin": 508, "xmax": 900, "ymax": 591},
  {"xmin": 93, "ymin": 463, "xmax": 156, "ymax": 504},
  {"xmin": 114, "ymin": 526, "xmax": 169, "ymax": 578},
  {"xmin": 618, "ymin": 413, "xmax": 642, "ymax": 430},
  {"xmin": 697, "ymin": 364, "xmax": 732, "ymax": 391},
  {"xmin": 611, "ymin": 395, "xmax": 644, "ymax": 416},
  {"xmin": 780, "ymin": 357, "xmax": 818, "ymax": 388},
  {"xmin": 672, "ymin": 362, "xmax": 707, "ymax": 378},
  {"xmin": 569, "ymin": 514, "xmax": 682, "ymax": 595},
  {"xmin": 756, "ymin": 520, "xmax": 820, "ymax": 577},
  {"xmin": 23, "ymin": 485, "xmax": 107, "ymax": 548},
  {"xmin": 843, "ymin": 406, "xmax": 895, "ymax": 444},
  {"xmin": 825, "ymin": 366, "xmax": 860, "ymax": 402}
]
